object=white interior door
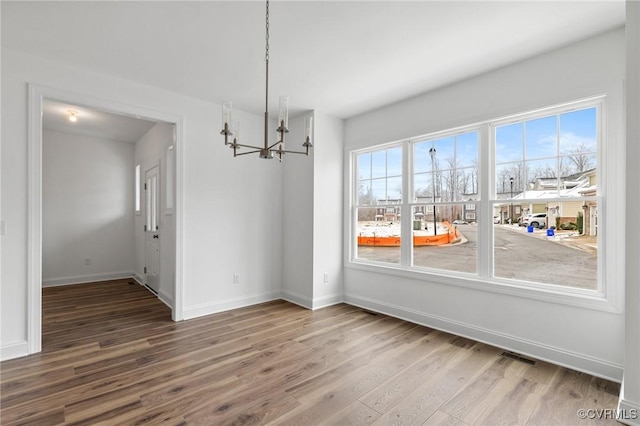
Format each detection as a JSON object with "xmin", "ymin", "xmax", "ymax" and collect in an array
[{"xmin": 145, "ymin": 165, "xmax": 160, "ymax": 293}]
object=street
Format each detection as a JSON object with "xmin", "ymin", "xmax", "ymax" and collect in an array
[{"xmin": 356, "ymin": 225, "xmax": 597, "ymax": 290}]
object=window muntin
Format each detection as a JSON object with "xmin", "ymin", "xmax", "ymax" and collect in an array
[{"xmin": 350, "ymin": 100, "xmax": 601, "ymax": 295}]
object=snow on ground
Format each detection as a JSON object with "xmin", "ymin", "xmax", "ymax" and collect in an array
[{"xmin": 357, "ymin": 221, "xmax": 450, "ymax": 237}]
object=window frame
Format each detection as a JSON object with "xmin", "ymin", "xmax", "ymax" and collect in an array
[{"xmin": 347, "ymin": 95, "xmax": 620, "ymax": 313}]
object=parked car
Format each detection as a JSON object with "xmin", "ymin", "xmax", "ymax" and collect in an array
[
  {"xmin": 521, "ymin": 213, "xmax": 547, "ymax": 228},
  {"xmin": 452, "ymin": 220, "xmax": 468, "ymax": 225},
  {"xmin": 493, "ymin": 215, "xmax": 501, "ymax": 224}
]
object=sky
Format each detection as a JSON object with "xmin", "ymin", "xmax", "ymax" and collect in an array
[{"xmin": 357, "ymin": 106, "xmax": 597, "ymax": 203}]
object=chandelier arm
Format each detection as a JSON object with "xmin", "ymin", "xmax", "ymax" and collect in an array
[
  {"xmin": 280, "ymin": 149, "xmax": 310, "ymax": 156},
  {"xmin": 267, "ymin": 141, "xmax": 283, "ymax": 150},
  {"xmin": 234, "ymin": 143, "xmax": 266, "ymax": 150},
  {"xmin": 234, "ymin": 149, "xmax": 263, "ymax": 157}
]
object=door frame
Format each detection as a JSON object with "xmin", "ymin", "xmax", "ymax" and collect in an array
[{"xmin": 28, "ymin": 84, "xmax": 185, "ymax": 354}]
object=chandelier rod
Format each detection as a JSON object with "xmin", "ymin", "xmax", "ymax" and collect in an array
[{"xmin": 264, "ymin": 0, "xmax": 270, "ymax": 152}]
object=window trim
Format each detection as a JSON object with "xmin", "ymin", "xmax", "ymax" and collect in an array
[{"xmin": 347, "ymin": 95, "xmax": 621, "ymax": 313}]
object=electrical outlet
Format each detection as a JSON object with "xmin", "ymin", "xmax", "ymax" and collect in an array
[
  {"xmin": 323, "ymin": 273, "xmax": 329, "ymax": 283},
  {"xmin": 84, "ymin": 258, "xmax": 91, "ymax": 266},
  {"xmin": 233, "ymin": 274, "xmax": 240, "ymax": 284}
]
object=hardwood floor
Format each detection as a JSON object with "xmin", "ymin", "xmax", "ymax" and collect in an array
[{"xmin": 1, "ymin": 279, "xmax": 620, "ymax": 425}]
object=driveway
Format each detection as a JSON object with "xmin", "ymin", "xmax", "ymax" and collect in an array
[{"xmin": 356, "ymin": 224, "xmax": 597, "ymax": 290}]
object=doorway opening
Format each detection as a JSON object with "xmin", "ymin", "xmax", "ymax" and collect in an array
[{"xmin": 29, "ymin": 84, "xmax": 184, "ymax": 355}]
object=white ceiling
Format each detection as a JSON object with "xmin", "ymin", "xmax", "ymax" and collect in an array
[
  {"xmin": 2, "ymin": 1, "xmax": 626, "ymax": 139},
  {"xmin": 42, "ymin": 100, "xmax": 158, "ymax": 143}
]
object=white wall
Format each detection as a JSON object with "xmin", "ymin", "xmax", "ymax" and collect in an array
[
  {"xmin": 343, "ymin": 29, "xmax": 626, "ymax": 380},
  {"xmin": 42, "ymin": 130, "xmax": 135, "ymax": 286},
  {"xmin": 1, "ymin": 48, "xmax": 283, "ymax": 358},
  {"xmin": 282, "ymin": 113, "xmax": 315, "ymax": 306},
  {"xmin": 312, "ymin": 112, "xmax": 344, "ymax": 308},
  {"xmin": 134, "ymin": 122, "xmax": 176, "ymax": 305},
  {"xmin": 281, "ymin": 112, "xmax": 344, "ymax": 309}
]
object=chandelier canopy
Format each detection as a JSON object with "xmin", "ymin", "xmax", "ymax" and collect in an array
[{"xmin": 220, "ymin": 0, "xmax": 313, "ymax": 161}]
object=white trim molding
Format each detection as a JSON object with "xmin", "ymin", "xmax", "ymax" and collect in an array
[
  {"xmin": 27, "ymin": 83, "xmax": 186, "ymax": 356},
  {"xmin": 42, "ymin": 272, "xmax": 135, "ymax": 287},
  {"xmin": 281, "ymin": 290, "xmax": 313, "ymax": 310},
  {"xmin": 0, "ymin": 341, "xmax": 29, "ymax": 362},
  {"xmin": 617, "ymin": 396, "xmax": 640, "ymax": 426},
  {"xmin": 183, "ymin": 292, "xmax": 282, "ymax": 320},
  {"xmin": 312, "ymin": 294, "xmax": 344, "ymax": 310}
]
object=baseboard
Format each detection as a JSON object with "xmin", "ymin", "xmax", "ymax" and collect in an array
[
  {"xmin": 158, "ymin": 289, "xmax": 173, "ymax": 309},
  {"xmin": 343, "ymin": 293, "xmax": 623, "ymax": 382},
  {"xmin": 617, "ymin": 398, "xmax": 640, "ymax": 425},
  {"xmin": 183, "ymin": 291, "xmax": 282, "ymax": 320},
  {"xmin": 42, "ymin": 271, "xmax": 134, "ymax": 287},
  {"xmin": 0, "ymin": 341, "xmax": 29, "ymax": 361},
  {"xmin": 312, "ymin": 293, "xmax": 344, "ymax": 310},
  {"xmin": 281, "ymin": 290, "xmax": 313, "ymax": 309}
]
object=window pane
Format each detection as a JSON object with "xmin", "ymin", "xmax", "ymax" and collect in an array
[
  {"xmin": 525, "ymin": 116, "xmax": 557, "ymax": 160},
  {"xmin": 457, "ymin": 167, "xmax": 478, "ymax": 199},
  {"xmin": 496, "ymin": 122, "xmax": 523, "ymax": 164},
  {"xmin": 357, "ymin": 153, "xmax": 371, "ymax": 181},
  {"xmin": 412, "ymin": 204, "xmax": 477, "ymax": 273},
  {"xmin": 494, "ymin": 200, "xmax": 597, "ymax": 289},
  {"xmin": 371, "ymin": 179, "xmax": 386, "ymax": 204},
  {"xmin": 560, "ymin": 153, "xmax": 597, "ymax": 177},
  {"xmin": 559, "ymin": 108, "xmax": 597, "ymax": 156},
  {"xmin": 387, "ymin": 176, "xmax": 402, "ymax": 201},
  {"xmin": 414, "ymin": 132, "xmax": 477, "ymax": 201},
  {"xmin": 433, "ymin": 137, "xmax": 455, "ymax": 164},
  {"xmin": 496, "ymin": 162, "xmax": 525, "ymax": 197},
  {"xmin": 356, "ymin": 207, "xmax": 401, "ymax": 264},
  {"xmin": 414, "ymin": 172, "xmax": 433, "ymax": 201},
  {"xmin": 371, "ymin": 150, "xmax": 387, "ymax": 179},
  {"xmin": 387, "ymin": 146, "xmax": 403, "ymax": 177},
  {"xmin": 526, "ymin": 158, "xmax": 558, "ymax": 193},
  {"xmin": 457, "ymin": 132, "xmax": 478, "ymax": 168},
  {"xmin": 135, "ymin": 164, "xmax": 141, "ymax": 212},
  {"xmin": 414, "ymin": 141, "xmax": 431, "ymax": 174},
  {"xmin": 357, "ymin": 180, "xmax": 373, "ymax": 205}
]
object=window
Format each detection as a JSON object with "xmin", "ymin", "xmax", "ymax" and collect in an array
[
  {"xmin": 493, "ymin": 106, "xmax": 598, "ymax": 289},
  {"xmin": 355, "ymin": 146, "xmax": 403, "ymax": 264},
  {"xmin": 350, "ymin": 98, "xmax": 602, "ymax": 295},
  {"xmin": 412, "ymin": 131, "xmax": 479, "ymax": 273},
  {"xmin": 135, "ymin": 164, "xmax": 141, "ymax": 214}
]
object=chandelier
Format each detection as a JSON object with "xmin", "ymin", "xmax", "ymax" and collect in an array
[{"xmin": 220, "ymin": 0, "xmax": 313, "ymax": 161}]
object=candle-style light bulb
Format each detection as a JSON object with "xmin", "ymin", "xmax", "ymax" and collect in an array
[
  {"xmin": 304, "ymin": 116, "xmax": 313, "ymax": 146},
  {"xmin": 222, "ymin": 101, "xmax": 232, "ymax": 130},
  {"xmin": 231, "ymin": 120, "xmax": 240, "ymax": 146},
  {"xmin": 278, "ymin": 96, "xmax": 289, "ymax": 130}
]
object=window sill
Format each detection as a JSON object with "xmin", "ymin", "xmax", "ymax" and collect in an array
[{"xmin": 345, "ymin": 259, "xmax": 621, "ymax": 314}]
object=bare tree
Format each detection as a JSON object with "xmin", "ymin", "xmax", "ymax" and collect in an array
[{"xmin": 567, "ymin": 142, "xmax": 595, "ymax": 172}]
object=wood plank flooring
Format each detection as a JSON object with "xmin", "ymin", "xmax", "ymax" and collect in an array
[{"xmin": 0, "ymin": 279, "xmax": 620, "ymax": 425}]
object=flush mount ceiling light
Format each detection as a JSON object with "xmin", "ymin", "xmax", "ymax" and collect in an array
[
  {"xmin": 220, "ymin": 0, "xmax": 313, "ymax": 161},
  {"xmin": 67, "ymin": 110, "xmax": 78, "ymax": 123}
]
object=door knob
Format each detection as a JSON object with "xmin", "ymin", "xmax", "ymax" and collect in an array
[{"xmin": 153, "ymin": 234, "xmax": 159, "ymax": 239}]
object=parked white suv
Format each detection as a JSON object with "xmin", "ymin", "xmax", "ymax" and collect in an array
[{"xmin": 521, "ymin": 213, "xmax": 547, "ymax": 228}]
